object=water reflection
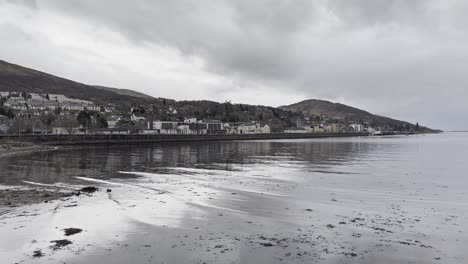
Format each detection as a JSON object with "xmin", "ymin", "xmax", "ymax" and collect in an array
[{"xmin": 0, "ymin": 139, "xmax": 383, "ymax": 186}]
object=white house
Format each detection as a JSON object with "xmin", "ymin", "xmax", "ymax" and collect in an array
[
  {"xmin": 152, "ymin": 121, "xmax": 179, "ymax": 134},
  {"xmin": 284, "ymin": 128, "xmax": 309, "ymax": 133},
  {"xmin": 226, "ymin": 122, "xmax": 270, "ymax": 134},
  {"xmin": 184, "ymin": 117, "xmax": 197, "ymax": 124},
  {"xmin": 350, "ymin": 124, "xmax": 364, "ymax": 132},
  {"xmin": 131, "ymin": 114, "xmax": 146, "ymax": 122}
]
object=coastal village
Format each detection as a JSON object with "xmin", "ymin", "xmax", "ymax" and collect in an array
[{"xmin": 0, "ymin": 91, "xmax": 394, "ymax": 136}]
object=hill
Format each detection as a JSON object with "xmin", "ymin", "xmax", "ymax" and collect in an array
[
  {"xmin": 93, "ymin": 85, "xmax": 155, "ymax": 99},
  {"xmin": 280, "ymin": 99, "xmax": 438, "ymax": 132},
  {"xmin": 0, "ymin": 60, "xmax": 158, "ymax": 108}
]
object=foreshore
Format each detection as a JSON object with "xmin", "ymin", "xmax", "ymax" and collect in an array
[{"xmin": 0, "ymin": 132, "xmax": 369, "ymax": 146}]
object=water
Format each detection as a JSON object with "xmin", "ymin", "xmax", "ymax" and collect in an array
[{"xmin": 1, "ymin": 133, "xmax": 467, "ymax": 263}]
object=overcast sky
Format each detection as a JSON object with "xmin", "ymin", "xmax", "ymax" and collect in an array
[{"xmin": 0, "ymin": 0, "xmax": 467, "ymax": 130}]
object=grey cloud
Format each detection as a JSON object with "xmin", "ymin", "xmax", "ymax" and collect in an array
[{"xmin": 6, "ymin": 0, "xmax": 37, "ymax": 9}]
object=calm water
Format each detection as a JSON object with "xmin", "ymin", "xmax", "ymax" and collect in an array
[{"xmin": 1, "ymin": 133, "xmax": 467, "ymax": 263}]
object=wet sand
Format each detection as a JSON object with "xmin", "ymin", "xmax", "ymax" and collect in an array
[
  {"xmin": 0, "ymin": 188, "xmax": 74, "ymax": 207},
  {"xmin": 0, "ymin": 134, "xmax": 467, "ymax": 263}
]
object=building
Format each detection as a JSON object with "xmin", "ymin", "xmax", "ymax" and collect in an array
[
  {"xmin": 152, "ymin": 121, "xmax": 179, "ymax": 134},
  {"xmin": 184, "ymin": 117, "xmax": 198, "ymax": 124},
  {"xmin": 131, "ymin": 114, "xmax": 146, "ymax": 122},
  {"xmin": 107, "ymin": 115, "xmax": 122, "ymax": 129},
  {"xmin": 330, "ymin": 123, "xmax": 340, "ymax": 133},
  {"xmin": 350, "ymin": 124, "xmax": 364, "ymax": 132},
  {"xmin": 88, "ymin": 128, "xmax": 130, "ymax": 135},
  {"xmin": 226, "ymin": 122, "xmax": 270, "ymax": 134},
  {"xmin": 202, "ymin": 119, "xmax": 225, "ymax": 134},
  {"xmin": 284, "ymin": 128, "xmax": 309, "ymax": 133}
]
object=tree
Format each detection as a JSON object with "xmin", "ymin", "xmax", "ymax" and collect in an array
[
  {"xmin": 7, "ymin": 109, "xmax": 14, "ymax": 119},
  {"xmin": 45, "ymin": 93, "xmax": 50, "ymax": 100},
  {"xmin": 259, "ymin": 113, "xmax": 264, "ymax": 121},
  {"xmin": 77, "ymin": 111, "xmax": 92, "ymax": 127},
  {"xmin": 63, "ymin": 118, "xmax": 79, "ymax": 135},
  {"xmin": 415, "ymin": 122, "xmax": 420, "ymax": 132},
  {"xmin": 95, "ymin": 114, "xmax": 108, "ymax": 128},
  {"xmin": 0, "ymin": 107, "xmax": 8, "ymax": 117},
  {"xmin": 54, "ymin": 106, "xmax": 62, "ymax": 115}
]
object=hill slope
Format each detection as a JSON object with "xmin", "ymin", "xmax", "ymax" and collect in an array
[
  {"xmin": 93, "ymin": 85, "xmax": 154, "ymax": 99},
  {"xmin": 280, "ymin": 99, "xmax": 437, "ymax": 132},
  {"xmin": 0, "ymin": 60, "xmax": 157, "ymax": 108}
]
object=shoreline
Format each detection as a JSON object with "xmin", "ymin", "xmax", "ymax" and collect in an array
[{"xmin": 1, "ymin": 132, "xmax": 370, "ymax": 146}]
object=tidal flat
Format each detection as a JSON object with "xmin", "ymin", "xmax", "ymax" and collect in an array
[{"xmin": 1, "ymin": 133, "xmax": 467, "ymax": 264}]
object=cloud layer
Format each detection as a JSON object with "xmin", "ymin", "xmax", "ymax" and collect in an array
[{"xmin": 1, "ymin": 0, "xmax": 467, "ymax": 130}]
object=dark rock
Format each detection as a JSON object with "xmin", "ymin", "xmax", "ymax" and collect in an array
[
  {"xmin": 259, "ymin": 242, "xmax": 274, "ymax": 247},
  {"xmin": 63, "ymin": 228, "xmax": 83, "ymax": 236},
  {"xmin": 50, "ymin": 239, "xmax": 72, "ymax": 250},
  {"xmin": 326, "ymin": 224, "xmax": 336, "ymax": 229},
  {"xmin": 106, "ymin": 189, "xmax": 112, "ymax": 193},
  {"xmin": 81, "ymin": 187, "xmax": 98, "ymax": 193},
  {"xmin": 32, "ymin": 249, "xmax": 44, "ymax": 258}
]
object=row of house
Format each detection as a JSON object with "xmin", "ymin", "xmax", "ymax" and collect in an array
[
  {"xmin": 1, "ymin": 92, "xmax": 102, "ymax": 112},
  {"xmin": 97, "ymin": 117, "xmax": 271, "ymax": 135}
]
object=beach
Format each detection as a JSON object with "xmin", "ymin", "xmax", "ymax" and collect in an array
[{"xmin": 0, "ymin": 134, "xmax": 467, "ymax": 263}]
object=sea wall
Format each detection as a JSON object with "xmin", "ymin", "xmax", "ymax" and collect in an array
[{"xmin": 0, "ymin": 132, "xmax": 369, "ymax": 146}]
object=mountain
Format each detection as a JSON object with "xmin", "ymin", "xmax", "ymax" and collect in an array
[
  {"xmin": 0, "ymin": 60, "xmax": 159, "ymax": 108},
  {"xmin": 280, "ymin": 99, "xmax": 438, "ymax": 132}
]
